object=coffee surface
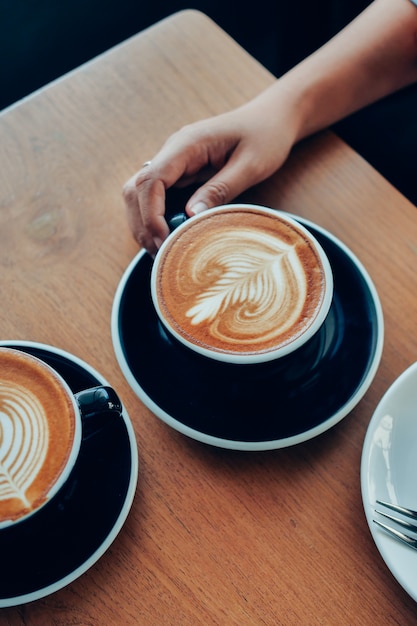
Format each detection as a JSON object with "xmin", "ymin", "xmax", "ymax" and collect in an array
[
  {"xmin": 0, "ymin": 348, "xmax": 76, "ymax": 523},
  {"xmin": 154, "ymin": 207, "xmax": 327, "ymax": 357}
]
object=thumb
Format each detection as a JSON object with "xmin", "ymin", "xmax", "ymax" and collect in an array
[{"xmin": 185, "ymin": 160, "xmax": 255, "ymax": 216}]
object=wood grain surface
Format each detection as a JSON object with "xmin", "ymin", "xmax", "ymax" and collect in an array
[{"xmin": 1, "ymin": 9, "xmax": 417, "ymax": 625}]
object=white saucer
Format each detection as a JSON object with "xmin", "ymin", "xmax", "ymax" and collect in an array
[{"xmin": 361, "ymin": 361, "xmax": 417, "ymax": 601}]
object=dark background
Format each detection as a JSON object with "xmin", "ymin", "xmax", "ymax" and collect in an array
[{"xmin": 1, "ymin": 0, "xmax": 416, "ymax": 205}]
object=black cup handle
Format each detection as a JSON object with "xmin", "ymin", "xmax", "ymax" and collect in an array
[
  {"xmin": 75, "ymin": 386, "xmax": 122, "ymax": 419},
  {"xmin": 165, "ymin": 184, "xmax": 201, "ymax": 233}
]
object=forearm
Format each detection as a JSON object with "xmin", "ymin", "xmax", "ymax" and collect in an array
[
  {"xmin": 125, "ymin": 0, "xmax": 417, "ymax": 252},
  {"xmin": 247, "ymin": 0, "xmax": 417, "ymax": 142}
]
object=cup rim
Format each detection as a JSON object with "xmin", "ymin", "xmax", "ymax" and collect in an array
[
  {"xmin": 0, "ymin": 348, "xmax": 82, "ymax": 530},
  {"xmin": 151, "ymin": 204, "xmax": 334, "ymax": 365}
]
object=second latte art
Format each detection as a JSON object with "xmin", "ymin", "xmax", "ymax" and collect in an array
[{"xmin": 0, "ymin": 348, "xmax": 77, "ymax": 526}]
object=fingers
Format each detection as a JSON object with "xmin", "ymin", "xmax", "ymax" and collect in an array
[
  {"xmin": 185, "ymin": 147, "xmax": 271, "ymax": 217},
  {"xmin": 123, "ymin": 166, "xmax": 170, "ymax": 256},
  {"xmin": 122, "ymin": 111, "xmax": 281, "ymax": 255},
  {"xmin": 123, "ymin": 127, "xmax": 215, "ymax": 253},
  {"xmin": 123, "ymin": 149, "xmax": 270, "ymax": 255}
]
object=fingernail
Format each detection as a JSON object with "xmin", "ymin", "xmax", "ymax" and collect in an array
[
  {"xmin": 189, "ymin": 201, "xmax": 208, "ymax": 215},
  {"xmin": 154, "ymin": 237, "xmax": 163, "ymax": 249}
]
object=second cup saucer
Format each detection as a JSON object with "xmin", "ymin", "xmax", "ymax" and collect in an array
[
  {"xmin": 0, "ymin": 341, "xmax": 138, "ymax": 607},
  {"xmin": 112, "ymin": 216, "xmax": 383, "ymax": 451}
]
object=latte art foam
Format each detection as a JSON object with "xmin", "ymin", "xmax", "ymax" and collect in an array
[
  {"xmin": 0, "ymin": 348, "xmax": 76, "ymax": 524},
  {"xmin": 184, "ymin": 228, "xmax": 308, "ymax": 345},
  {"xmin": 153, "ymin": 206, "xmax": 330, "ymax": 361},
  {"xmin": 0, "ymin": 382, "xmax": 49, "ymax": 509}
]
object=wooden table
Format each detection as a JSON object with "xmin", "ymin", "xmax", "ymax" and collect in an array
[{"xmin": 1, "ymin": 9, "xmax": 417, "ymax": 624}]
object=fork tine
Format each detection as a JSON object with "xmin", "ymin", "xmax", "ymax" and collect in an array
[
  {"xmin": 373, "ymin": 519, "xmax": 417, "ymax": 550},
  {"xmin": 375, "ymin": 509, "xmax": 417, "ymax": 534},
  {"xmin": 376, "ymin": 500, "xmax": 417, "ymax": 521}
]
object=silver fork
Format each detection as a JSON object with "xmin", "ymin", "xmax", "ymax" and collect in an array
[{"xmin": 374, "ymin": 500, "xmax": 417, "ymax": 550}]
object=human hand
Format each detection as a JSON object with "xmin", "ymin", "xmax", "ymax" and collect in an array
[{"xmin": 123, "ymin": 89, "xmax": 299, "ymax": 255}]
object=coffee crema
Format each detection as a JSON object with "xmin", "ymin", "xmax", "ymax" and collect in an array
[
  {"xmin": 152, "ymin": 206, "xmax": 331, "ymax": 361},
  {"xmin": 0, "ymin": 348, "xmax": 76, "ymax": 524}
]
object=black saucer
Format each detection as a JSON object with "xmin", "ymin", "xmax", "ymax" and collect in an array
[
  {"xmin": 0, "ymin": 342, "xmax": 138, "ymax": 607},
  {"xmin": 112, "ymin": 217, "xmax": 383, "ymax": 450}
]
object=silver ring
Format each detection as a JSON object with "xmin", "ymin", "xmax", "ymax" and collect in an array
[{"xmin": 142, "ymin": 160, "xmax": 152, "ymax": 168}]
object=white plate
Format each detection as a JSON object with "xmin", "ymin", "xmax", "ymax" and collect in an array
[{"xmin": 361, "ymin": 361, "xmax": 417, "ymax": 601}]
